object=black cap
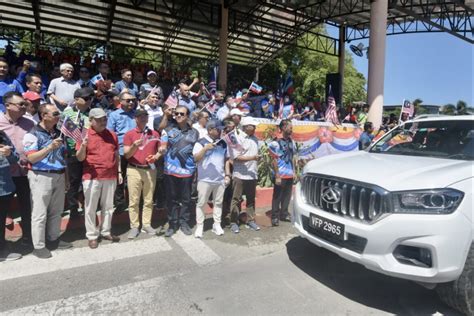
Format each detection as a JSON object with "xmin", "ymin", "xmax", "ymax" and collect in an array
[
  {"xmin": 74, "ymin": 87, "xmax": 94, "ymax": 99},
  {"xmin": 134, "ymin": 108, "xmax": 149, "ymax": 117}
]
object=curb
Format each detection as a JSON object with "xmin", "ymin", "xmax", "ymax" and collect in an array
[{"xmin": 5, "ymin": 187, "xmax": 276, "ymax": 238}]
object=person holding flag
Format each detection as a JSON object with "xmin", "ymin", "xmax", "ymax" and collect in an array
[
  {"xmin": 325, "ymin": 87, "xmax": 340, "ymax": 126},
  {"xmin": 23, "ymin": 103, "xmax": 72, "ymax": 259},
  {"xmin": 61, "ymin": 87, "xmax": 93, "ymax": 218},
  {"xmin": 76, "ymin": 108, "xmax": 121, "ymax": 249}
]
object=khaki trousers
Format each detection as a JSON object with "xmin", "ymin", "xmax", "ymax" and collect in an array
[
  {"xmin": 28, "ymin": 171, "xmax": 65, "ymax": 249},
  {"xmin": 127, "ymin": 166, "xmax": 157, "ymax": 228},
  {"xmin": 83, "ymin": 179, "xmax": 117, "ymax": 240}
]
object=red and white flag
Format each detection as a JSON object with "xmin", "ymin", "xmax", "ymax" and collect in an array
[
  {"xmin": 165, "ymin": 90, "xmax": 178, "ymax": 109},
  {"xmin": 325, "ymin": 88, "xmax": 340, "ymax": 125}
]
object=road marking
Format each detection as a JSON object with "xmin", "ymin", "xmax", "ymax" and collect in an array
[
  {"xmin": 0, "ymin": 238, "xmax": 172, "ymax": 281},
  {"xmin": 1, "ymin": 275, "xmax": 174, "ymax": 315},
  {"xmin": 172, "ymin": 231, "xmax": 221, "ymax": 266}
]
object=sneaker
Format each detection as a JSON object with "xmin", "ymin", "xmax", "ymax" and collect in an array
[
  {"xmin": 280, "ymin": 215, "xmax": 291, "ymax": 222},
  {"xmin": 194, "ymin": 224, "xmax": 203, "ymax": 238},
  {"xmin": 246, "ymin": 221, "xmax": 260, "ymax": 231},
  {"xmin": 212, "ymin": 223, "xmax": 224, "ymax": 236},
  {"xmin": 33, "ymin": 247, "xmax": 52, "ymax": 259},
  {"xmin": 230, "ymin": 223, "xmax": 240, "ymax": 234},
  {"xmin": 0, "ymin": 249, "xmax": 22, "ymax": 262},
  {"xmin": 127, "ymin": 227, "xmax": 140, "ymax": 239},
  {"xmin": 271, "ymin": 218, "xmax": 280, "ymax": 227},
  {"xmin": 141, "ymin": 226, "xmax": 157, "ymax": 235},
  {"xmin": 164, "ymin": 227, "xmax": 175, "ymax": 238},
  {"xmin": 180, "ymin": 224, "xmax": 192, "ymax": 236},
  {"xmin": 47, "ymin": 239, "xmax": 73, "ymax": 250}
]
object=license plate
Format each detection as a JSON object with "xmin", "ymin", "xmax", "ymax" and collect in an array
[{"xmin": 309, "ymin": 214, "xmax": 345, "ymax": 240}]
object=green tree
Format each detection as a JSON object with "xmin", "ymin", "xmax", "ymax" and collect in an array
[
  {"xmin": 441, "ymin": 104, "xmax": 456, "ymax": 115},
  {"xmin": 456, "ymin": 100, "xmax": 468, "ymax": 115}
]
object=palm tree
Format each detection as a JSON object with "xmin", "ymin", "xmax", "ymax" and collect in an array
[{"xmin": 412, "ymin": 98, "xmax": 427, "ymax": 115}]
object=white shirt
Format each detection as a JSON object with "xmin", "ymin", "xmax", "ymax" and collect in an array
[
  {"xmin": 144, "ymin": 104, "xmax": 163, "ymax": 130},
  {"xmin": 23, "ymin": 112, "xmax": 39, "ymax": 124},
  {"xmin": 216, "ymin": 106, "xmax": 230, "ymax": 121},
  {"xmin": 192, "ymin": 122, "xmax": 208, "ymax": 139},
  {"xmin": 229, "ymin": 132, "xmax": 258, "ymax": 180}
]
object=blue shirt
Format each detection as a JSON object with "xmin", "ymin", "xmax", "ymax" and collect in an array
[
  {"xmin": 16, "ymin": 71, "xmax": 48, "ymax": 98},
  {"xmin": 0, "ymin": 131, "xmax": 19, "ymax": 196},
  {"xmin": 106, "ymin": 109, "xmax": 136, "ymax": 155},
  {"xmin": 162, "ymin": 123, "xmax": 199, "ymax": 178},
  {"xmin": 268, "ymin": 138, "xmax": 296, "ymax": 179},
  {"xmin": 23, "ymin": 125, "xmax": 66, "ymax": 171},
  {"xmin": 0, "ymin": 78, "xmax": 24, "ymax": 112},
  {"xmin": 178, "ymin": 96, "xmax": 196, "ymax": 113},
  {"xmin": 359, "ymin": 132, "xmax": 374, "ymax": 150},
  {"xmin": 115, "ymin": 80, "xmax": 138, "ymax": 97}
]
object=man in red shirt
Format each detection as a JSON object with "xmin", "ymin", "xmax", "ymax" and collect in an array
[
  {"xmin": 123, "ymin": 109, "xmax": 161, "ymax": 239},
  {"xmin": 76, "ymin": 108, "xmax": 121, "ymax": 249}
]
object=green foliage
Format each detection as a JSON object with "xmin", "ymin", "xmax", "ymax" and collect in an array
[
  {"xmin": 260, "ymin": 25, "xmax": 367, "ymax": 104},
  {"xmin": 441, "ymin": 100, "xmax": 471, "ymax": 115}
]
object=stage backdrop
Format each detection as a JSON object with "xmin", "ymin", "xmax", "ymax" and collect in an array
[{"xmin": 253, "ymin": 119, "xmax": 362, "ymax": 159}]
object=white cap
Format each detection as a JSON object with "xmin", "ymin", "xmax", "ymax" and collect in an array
[
  {"xmin": 230, "ymin": 108, "xmax": 246, "ymax": 117},
  {"xmin": 147, "ymin": 70, "xmax": 157, "ymax": 76},
  {"xmin": 241, "ymin": 116, "xmax": 258, "ymax": 126}
]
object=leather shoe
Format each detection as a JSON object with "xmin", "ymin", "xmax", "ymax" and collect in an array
[
  {"xmin": 271, "ymin": 218, "xmax": 280, "ymax": 227},
  {"xmin": 101, "ymin": 235, "xmax": 120, "ymax": 242},
  {"xmin": 88, "ymin": 239, "xmax": 98, "ymax": 249}
]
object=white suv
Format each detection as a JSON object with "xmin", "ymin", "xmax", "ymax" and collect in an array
[{"xmin": 293, "ymin": 116, "xmax": 473, "ymax": 315}]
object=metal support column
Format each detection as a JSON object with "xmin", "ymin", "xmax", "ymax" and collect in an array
[
  {"xmin": 218, "ymin": 0, "xmax": 229, "ymax": 92},
  {"xmin": 367, "ymin": 0, "xmax": 388, "ymax": 129},
  {"xmin": 338, "ymin": 25, "xmax": 345, "ymax": 106}
]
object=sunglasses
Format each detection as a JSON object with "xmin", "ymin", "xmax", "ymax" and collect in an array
[
  {"xmin": 52, "ymin": 111, "xmax": 61, "ymax": 117},
  {"xmin": 175, "ymin": 112, "xmax": 187, "ymax": 117},
  {"xmin": 124, "ymin": 99, "xmax": 136, "ymax": 103}
]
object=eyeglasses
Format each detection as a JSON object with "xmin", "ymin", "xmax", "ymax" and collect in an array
[
  {"xmin": 124, "ymin": 98, "xmax": 136, "ymax": 103},
  {"xmin": 8, "ymin": 102, "xmax": 27, "ymax": 108},
  {"xmin": 175, "ymin": 112, "xmax": 187, "ymax": 117}
]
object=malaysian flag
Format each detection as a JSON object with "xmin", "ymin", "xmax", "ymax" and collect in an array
[
  {"xmin": 208, "ymin": 66, "xmax": 218, "ymax": 95},
  {"xmin": 60, "ymin": 116, "xmax": 83, "ymax": 143},
  {"xmin": 165, "ymin": 90, "xmax": 178, "ymax": 109},
  {"xmin": 325, "ymin": 87, "xmax": 340, "ymax": 125}
]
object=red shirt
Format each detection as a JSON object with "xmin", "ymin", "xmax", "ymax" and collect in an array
[
  {"xmin": 76, "ymin": 128, "xmax": 119, "ymax": 180},
  {"xmin": 123, "ymin": 127, "xmax": 160, "ymax": 166}
]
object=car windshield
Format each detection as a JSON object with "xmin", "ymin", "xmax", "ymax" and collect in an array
[{"xmin": 369, "ymin": 119, "xmax": 474, "ymax": 161}]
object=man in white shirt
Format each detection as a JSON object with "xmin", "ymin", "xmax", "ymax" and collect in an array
[
  {"xmin": 228, "ymin": 116, "xmax": 261, "ymax": 233},
  {"xmin": 192, "ymin": 110, "xmax": 210, "ymax": 139},
  {"xmin": 47, "ymin": 63, "xmax": 80, "ymax": 111}
]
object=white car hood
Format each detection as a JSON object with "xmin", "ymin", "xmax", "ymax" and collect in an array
[{"xmin": 305, "ymin": 151, "xmax": 474, "ymax": 192}]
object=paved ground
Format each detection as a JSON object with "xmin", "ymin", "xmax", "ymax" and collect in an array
[{"xmin": 0, "ymin": 217, "xmax": 460, "ymax": 315}]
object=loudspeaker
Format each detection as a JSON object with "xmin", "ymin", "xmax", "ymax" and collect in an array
[{"xmin": 325, "ymin": 73, "xmax": 342, "ymax": 105}]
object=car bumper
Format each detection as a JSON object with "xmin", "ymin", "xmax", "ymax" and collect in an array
[{"xmin": 292, "ymin": 182, "xmax": 472, "ymax": 284}]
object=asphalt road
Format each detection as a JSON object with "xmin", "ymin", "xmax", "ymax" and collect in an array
[{"xmin": 0, "ymin": 220, "xmax": 460, "ymax": 315}]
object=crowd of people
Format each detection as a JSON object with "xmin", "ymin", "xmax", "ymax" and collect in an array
[{"xmin": 0, "ymin": 56, "xmax": 303, "ymax": 262}]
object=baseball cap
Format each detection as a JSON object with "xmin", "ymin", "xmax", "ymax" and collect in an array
[
  {"xmin": 23, "ymin": 91, "xmax": 41, "ymax": 101},
  {"xmin": 134, "ymin": 108, "xmax": 149, "ymax": 117},
  {"xmin": 206, "ymin": 119, "xmax": 224, "ymax": 130},
  {"xmin": 230, "ymin": 108, "xmax": 246, "ymax": 117},
  {"xmin": 74, "ymin": 87, "xmax": 94, "ymax": 99},
  {"xmin": 89, "ymin": 108, "xmax": 107, "ymax": 119},
  {"xmin": 241, "ymin": 116, "xmax": 258, "ymax": 126},
  {"xmin": 147, "ymin": 70, "xmax": 157, "ymax": 76}
]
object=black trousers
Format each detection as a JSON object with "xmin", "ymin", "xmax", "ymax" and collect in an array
[
  {"xmin": 12, "ymin": 176, "xmax": 32, "ymax": 240},
  {"xmin": 153, "ymin": 159, "xmax": 165, "ymax": 208},
  {"xmin": 165, "ymin": 175, "xmax": 193, "ymax": 229},
  {"xmin": 114, "ymin": 156, "xmax": 129, "ymax": 211},
  {"xmin": 65, "ymin": 157, "xmax": 83, "ymax": 212},
  {"xmin": 271, "ymin": 178, "xmax": 293, "ymax": 219},
  {"xmin": 0, "ymin": 194, "xmax": 13, "ymax": 250}
]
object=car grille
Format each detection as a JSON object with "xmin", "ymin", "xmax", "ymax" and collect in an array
[
  {"xmin": 301, "ymin": 174, "xmax": 390, "ymax": 223},
  {"xmin": 301, "ymin": 215, "xmax": 367, "ymax": 254}
]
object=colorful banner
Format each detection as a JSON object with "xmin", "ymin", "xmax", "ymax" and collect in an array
[{"xmin": 254, "ymin": 119, "xmax": 362, "ymax": 159}]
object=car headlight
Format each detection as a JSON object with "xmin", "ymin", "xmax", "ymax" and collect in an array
[{"xmin": 390, "ymin": 189, "xmax": 464, "ymax": 214}]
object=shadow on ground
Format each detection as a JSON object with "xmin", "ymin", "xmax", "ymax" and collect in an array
[{"xmin": 285, "ymin": 236, "xmax": 461, "ymax": 316}]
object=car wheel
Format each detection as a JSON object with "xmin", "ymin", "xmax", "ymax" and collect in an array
[{"xmin": 436, "ymin": 243, "xmax": 473, "ymax": 315}]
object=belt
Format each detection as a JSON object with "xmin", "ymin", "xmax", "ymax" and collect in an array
[
  {"xmin": 129, "ymin": 163, "xmax": 151, "ymax": 170},
  {"xmin": 33, "ymin": 169, "xmax": 65, "ymax": 174}
]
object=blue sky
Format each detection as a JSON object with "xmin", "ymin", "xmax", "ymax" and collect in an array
[{"xmin": 328, "ymin": 26, "xmax": 473, "ymax": 106}]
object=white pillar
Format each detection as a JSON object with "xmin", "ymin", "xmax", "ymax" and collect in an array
[
  {"xmin": 338, "ymin": 26, "xmax": 345, "ymax": 106},
  {"xmin": 218, "ymin": 1, "xmax": 229, "ymax": 92},
  {"xmin": 367, "ymin": 0, "xmax": 388, "ymax": 128}
]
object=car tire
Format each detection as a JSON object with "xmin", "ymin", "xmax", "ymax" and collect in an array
[{"xmin": 436, "ymin": 243, "xmax": 473, "ymax": 315}]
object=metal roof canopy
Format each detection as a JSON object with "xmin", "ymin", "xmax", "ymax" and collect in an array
[{"xmin": 0, "ymin": 0, "xmax": 472, "ymax": 67}]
